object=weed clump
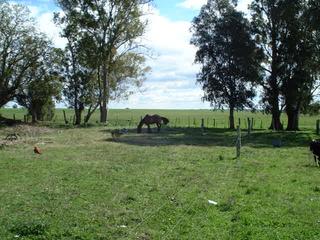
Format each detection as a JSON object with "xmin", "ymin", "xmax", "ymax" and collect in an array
[{"xmin": 10, "ymin": 220, "xmax": 48, "ymax": 237}]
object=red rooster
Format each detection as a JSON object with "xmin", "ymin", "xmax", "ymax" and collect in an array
[{"xmin": 34, "ymin": 146, "xmax": 42, "ymax": 155}]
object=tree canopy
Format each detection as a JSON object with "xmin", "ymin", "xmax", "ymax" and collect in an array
[
  {"xmin": 191, "ymin": 0, "xmax": 263, "ymax": 129},
  {"xmin": 0, "ymin": 1, "xmax": 51, "ymax": 108}
]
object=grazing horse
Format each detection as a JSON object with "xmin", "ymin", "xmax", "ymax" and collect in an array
[
  {"xmin": 137, "ymin": 114, "xmax": 169, "ymax": 133},
  {"xmin": 310, "ymin": 139, "xmax": 320, "ymax": 166}
]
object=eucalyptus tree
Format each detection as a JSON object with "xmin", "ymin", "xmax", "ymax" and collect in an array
[
  {"xmin": 191, "ymin": 0, "xmax": 263, "ymax": 129},
  {"xmin": 54, "ymin": 12, "xmax": 99, "ymax": 125},
  {"xmin": 278, "ymin": 0, "xmax": 320, "ymax": 130},
  {"xmin": 250, "ymin": 0, "xmax": 289, "ymax": 130},
  {"xmin": 0, "ymin": 1, "xmax": 49, "ymax": 108},
  {"xmin": 55, "ymin": 0, "xmax": 151, "ymax": 123},
  {"xmin": 251, "ymin": 0, "xmax": 320, "ymax": 130}
]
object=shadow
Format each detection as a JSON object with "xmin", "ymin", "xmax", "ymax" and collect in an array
[{"xmin": 104, "ymin": 127, "xmax": 313, "ymax": 148}]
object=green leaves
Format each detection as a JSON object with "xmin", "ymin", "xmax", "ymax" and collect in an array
[{"xmin": 191, "ymin": 0, "xmax": 262, "ymax": 128}]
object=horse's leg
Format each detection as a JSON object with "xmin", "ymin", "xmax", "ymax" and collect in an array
[
  {"xmin": 147, "ymin": 124, "xmax": 151, "ymax": 133},
  {"xmin": 157, "ymin": 123, "xmax": 161, "ymax": 132}
]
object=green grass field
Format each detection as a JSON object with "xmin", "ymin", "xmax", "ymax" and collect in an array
[
  {"xmin": 1, "ymin": 107, "xmax": 319, "ymax": 130},
  {"xmin": 0, "ymin": 108, "xmax": 320, "ymax": 239}
]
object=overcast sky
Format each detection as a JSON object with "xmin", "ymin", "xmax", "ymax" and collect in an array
[{"xmin": 11, "ymin": 0, "xmax": 252, "ymax": 109}]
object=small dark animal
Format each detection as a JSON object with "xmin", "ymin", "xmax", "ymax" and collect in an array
[
  {"xmin": 111, "ymin": 128, "xmax": 128, "ymax": 139},
  {"xmin": 309, "ymin": 139, "xmax": 320, "ymax": 166},
  {"xmin": 34, "ymin": 146, "xmax": 42, "ymax": 155},
  {"xmin": 137, "ymin": 114, "xmax": 169, "ymax": 133},
  {"xmin": 5, "ymin": 133, "xmax": 20, "ymax": 141}
]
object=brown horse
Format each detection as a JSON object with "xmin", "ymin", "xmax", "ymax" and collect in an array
[{"xmin": 137, "ymin": 114, "xmax": 169, "ymax": 133}]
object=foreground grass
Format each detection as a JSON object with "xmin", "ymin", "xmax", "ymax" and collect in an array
[{"xmin": 0, "ymin": 125, "xmax": 320, "ymax": 239}]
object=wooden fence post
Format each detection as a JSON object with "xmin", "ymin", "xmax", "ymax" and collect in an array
[
  {"xmin": 63, "ymin": 110, "xmax": 68, "ymax": 124},
  {"xmin": 201, "ymin": 118, "xmax": 204, "ymax": 130},
  {"xmin": 236, "ymin": 125, "xmax": 241, "ymax": 158},
  {"xmin": 247, "ymin": 118, "xmax": 251, "ymax": 135}
]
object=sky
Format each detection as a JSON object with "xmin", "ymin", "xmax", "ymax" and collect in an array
[{"xmin": 10, "ymin": 0, "xmax": 252, "ymax": 109}]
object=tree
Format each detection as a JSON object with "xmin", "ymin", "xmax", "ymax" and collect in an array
[
  {"xmin": 16, "ymin": 47, "xmax": 62, "ymax": 123},
  {"xmin": 0, "ymin": 1, "xmax": 48, "ymax": 108},
  {"xmin": 278, "ymin": 0, "xmax": 320, "ymax": 130},
  {"xmin": 250, "ymin": 0, "xmax": 287, "ymax": 130},
  {"xmin": 55, "ymin": 0, "xmax": 151, "ymax": 123},
  {"xmin": 191, "ymin": 0, "xmax": 263, "ymax": 129},
  {"xmin": 55, "ymin": 13, "xmax": 99, "ymax": 125}
]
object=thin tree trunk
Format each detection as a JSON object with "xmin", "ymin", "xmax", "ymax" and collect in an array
[
  {"xmin": 268, "ymin": 24, "xmax": 283, "ymax": 131},
  {"xmin": 229, "ymin": 107, "xmax": 235, "ymax": 130},
  {"xmin": 85, "ymin": 103, "xmax": 99, "ymax": 123},
  {"xmin": 100, "ymin": 63, "xmax": 108, "ymax": 123},
  {"xmin": 31, "ymin": 109, "xmax": 37, "ymax": 123}
]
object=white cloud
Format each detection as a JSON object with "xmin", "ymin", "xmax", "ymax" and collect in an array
[
  {"xmin": 110, "ymin": 7, "xmax": 208, "ymax": 109},
  {"xmin": 177, "ymin": 0, "xmax": 207, "ymax": 10},
  {"xmin": 177, "ymin": 0, "xmax": 252, "ymax": 12},
  {"xmin": 18, "ymin": 2, "xmax": 210, "ymax": 109},
  {"xmin": 237, "ymin": 0, "xmax": 252, "ymax": 13},
  {"xmin": 37, "ymin": 12, "xmax": 67, "ymax": 48}
]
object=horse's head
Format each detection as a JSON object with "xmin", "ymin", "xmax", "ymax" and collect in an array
[{"xmin": 162, "ymin": 117, "xmax": 169, "ymax": 125}]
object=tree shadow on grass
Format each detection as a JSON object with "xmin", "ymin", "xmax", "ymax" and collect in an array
[{"xmin": 105, "ymin": 127, "xmax": 313, "ymax": 148}]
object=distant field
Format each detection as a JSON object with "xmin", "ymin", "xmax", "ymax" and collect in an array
[{"xmin": 1, "ymin": 108, "xmax": 319, "ymax": 130}]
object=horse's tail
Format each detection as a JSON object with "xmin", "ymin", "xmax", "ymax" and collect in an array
[
  {"xmin": 137, "ymin": 119, "xmax": 144, "ymax": 133},
  {"xmin": 161, "ymin": 117, "xmax": 169, "ymax": 125}
]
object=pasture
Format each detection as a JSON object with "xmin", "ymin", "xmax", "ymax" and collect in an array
[{"xmin": 0, "ymin": 108, "xmax": 320, "ymax": 239}]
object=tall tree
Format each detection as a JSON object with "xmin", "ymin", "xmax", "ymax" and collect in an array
[
  {"xmin": 54, "ymin": 13, "xmax": 99, "ymax": 125},
  {"xmin": 55, "ymin": 0, "xmax": 151, "ymax": 123},
  {"xmin": 0, "ymin": 1, "xmax": 49, "ymax": 108},
  {"xmin": 250, "ymin": 0, "xmax": 287, "ymax": 130},
  {"xmin": 279, "ymin": 0, "xmax": 320, "ymax": 130},
  {"xmin": 191, "ymin": 0, "xmax": 263, "ymax": 129}
]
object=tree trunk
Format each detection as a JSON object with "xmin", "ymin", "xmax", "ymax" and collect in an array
[
  {"xmin": 229, "ymin": 107, "xmax": 235, "ymax": 130},
  {"xmin": 100, "ymin": 105, "xmax": 108, "ymax": 123},
  {"xmin": 31, "ymin": 109, "xmax": 37, "ymax": 123},
  {"xmin": 269, "ymin": 110, "xmax": 283, "ymax": 130},
  {"xmin": 74, "ymin": 109, "xmax": 82, "ymax": 125},
  {"xmin": 268, "ymin": 25, "xmax": 283, "ymax": 131},
  {"xmin": 286, "ymin": 108, "xmax": 299, "ymax": 131},
  {"xmin": 268, "ymin": 76, "xmax": 283, "ymax": 130},
  {"xmin": 100, "ymin": 63, "xmax": 108, "ymax": 123},
  {"xmin": 85, "ymin": 103, "xmax": 99, "ymax": 124}
]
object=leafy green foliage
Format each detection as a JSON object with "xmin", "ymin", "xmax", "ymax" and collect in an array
[
  {"xmin": 0, "ymin": 1, "xmax": 49, "ymax": 108},
  {"xmin": 278, "ymin": 0, "xmax": 320, "ymax": 130},
  {"xmin": 55, "ymin": 0, "xmax": 151, "ymax": 123},
  {"xmin": 250, "ymin": 0, "xmax": 320, "ymax": 130},
  {"xmin": 191, "ymin": 0, "xmax": 263, "ymax": 129},
  {"xmin": 16, "ymin": 48, "xmax": 62, "ymax": 122}
]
